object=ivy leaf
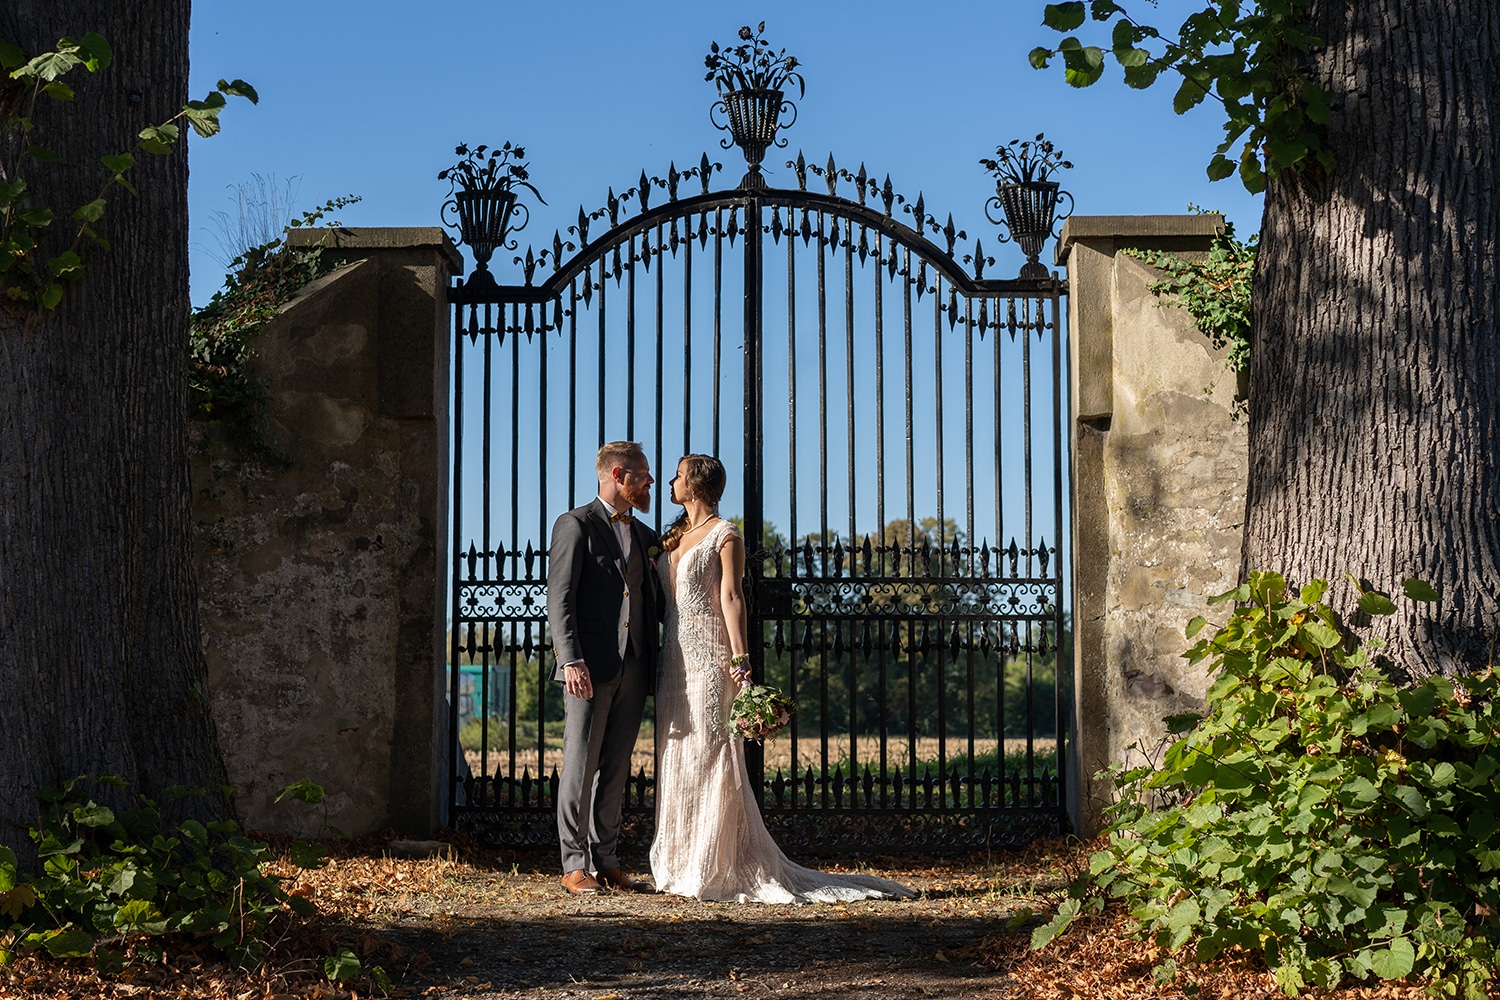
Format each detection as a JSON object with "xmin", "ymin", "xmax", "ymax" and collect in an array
[
  {"xmin": 1301, "ymin": 621, "xmax": 1341, "ymax": 648},
  {"xmin": 15, "ymin": 208, "xmax": 56, "ymax": 228},
  {"xmin": 1357, "ymin": 591, "xmax": 1397, "ymax": 616},
  {"xmin": 1043, "ymin": 2, "xmax": 1088, "ymax": 31},
  {"xmin": 1401, "ymin": 578, "xmax": 1438, "ymax": 602},
  {"xmin": 1370, "ymin": 938, "xmax": 1415, "ymax": 979},
  {"xmin": 115, "ymin": 899, "xmax": 168, "ymax": 934},
  {"xmin": 324, "ymin": 947, "xmax": 361, "ymax": 982},
  {"xmin": 42, "ymin": 81, "xmax": 75, "ymax": 101},
  {"xmin": 41, "ymin": 927, "xmax": 94, "ymax": 958},
  {"xmin": 38, "ymin": 284, "xmax": 64, "ymax": 310},
  {"xmin": 47, "ymin": 251, "xmax": 83, "ymax": 279},
  {"xmin": 0, "ymin": 39, "xmax": 24, "ymax": 69},
  {"xmin": 72, "ymin": 199, "xmax": 106, "ymax": 223},
  {"xmin": 101, "ymin": 153, "xmax": 135, "ymax": 174},
  {"xmin": 1029, "ymin": 47, "xmax": 1055, "ymax": 69},
  {"xmin": 216, "ymin": 78, "xmax": 260, "ymax": 103},
  {"xmin": 77, "ymin": 33, "xmax": 113, "ymax": 71},
  {"xmin": 290, "ymin": 841, "xmax": 329, "ymax": 870},
  {"xmin": 1030, "ymin": 897, "xmax": 1080, "ymax": 949},
  {"xmin": 26, "ymin": 145, "xmax": 61, "ymax": 163},
  {"xmin": 19, "ymin": 50, "xmax": 82, "ymax": 83},
  {"xmin": 73, "ymin": 802, "xmax": 115, "ymax": 827}
]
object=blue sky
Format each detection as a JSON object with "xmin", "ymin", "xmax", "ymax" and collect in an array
[{"xmin": 187, "ymin": 0, "xmax": 1263, "ymax": 305}]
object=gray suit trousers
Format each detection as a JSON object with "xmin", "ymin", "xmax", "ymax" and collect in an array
[{"xmin": 556, "ymin": 649, "xmax": 648, "ymax": 873}]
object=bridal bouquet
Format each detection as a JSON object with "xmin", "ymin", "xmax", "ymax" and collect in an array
[{"xmin": 728, "ymin": 684, "xmax": 795, "ymax": 741}]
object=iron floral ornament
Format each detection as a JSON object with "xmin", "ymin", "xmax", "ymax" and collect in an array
[
  {"xmin": 706, "ymin": 22, "xmax": 804, "ymax": 191},
  {"xmin": 981, "ymin": 134, "xmax": 1074, "ymax": 279},
  {"xmin": 439, "ymin": 142, "xmax": 546, "ymax": 282}
]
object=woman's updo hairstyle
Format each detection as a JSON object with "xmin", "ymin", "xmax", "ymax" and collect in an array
[{"xmin": 661, "ymin": 454, "xmax": 727, "ymax": 551}]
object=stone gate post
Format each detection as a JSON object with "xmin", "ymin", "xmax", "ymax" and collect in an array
[
  {"xmin": 1057, "ymin": 215, "xmax": 1248, "ymax": 836},
  {"xmin": 192, "ymin": 228, "xmax": 460, "ymax": 837}
]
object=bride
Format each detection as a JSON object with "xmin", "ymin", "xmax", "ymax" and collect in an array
[{"xmin": 649, "ymin": 454, "xmax": 914, "ymax": 903}]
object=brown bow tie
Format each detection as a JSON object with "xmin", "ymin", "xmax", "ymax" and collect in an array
[{"xmin": 610, "ymin": 511, "xmax": 635, "ymax": 524}]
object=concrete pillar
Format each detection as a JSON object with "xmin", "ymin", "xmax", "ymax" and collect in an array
[
  {"xmin": 192, "ymin": 227, "xmax": 461, "ymax": 837},
  {"xmin": 1056, "ymin": 215, "xmax": 1248, "ymax": 836}
]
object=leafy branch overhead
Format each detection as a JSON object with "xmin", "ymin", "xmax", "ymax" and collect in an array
[
  {"xmin": 1029, "ymin": 1, "xmax": 1332, "ymax": 193},
  {"xmin": 0, "ymin": 33, "xmax": 257, "ymax": 311}
]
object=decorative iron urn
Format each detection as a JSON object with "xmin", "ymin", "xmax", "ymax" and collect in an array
[
  {"xmin": 992, "ymin": 180, "xmax": 1063, "ymax": 279},
  {"xmin": 715, "ymin": 87, "xmax": 792, "ymax": 190},
  {"xmin": 439, "ymin": 142, "xmax": 540, "ymax": 284},
  {"xmin": 981, "ymin": 135, "xmax": 1074, "ymax": 279},
  {"xmin": 452, "ymin": 187, "xmax": 519, "ymax": 275}
]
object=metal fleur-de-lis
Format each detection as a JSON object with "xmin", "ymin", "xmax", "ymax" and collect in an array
[
  {"xmin": 1007, "ymin": 538, "xmax": 1020, "ymax": 577},
  {"xmin": 855, "ymin": 163, "xmax": 868, "ymax": 207},
  {"xmin": 1038, "ymin": 537, "xmax": 1051, "ymax": 576},
  {"xmin": 667, "ymin": 161, "xmax": 680, "ymax": 202},
  {"xmin": 523, "ymin": 541, "xmax": 537, "ymax": 579},
  {"xmin": 881, "ymin": 175, "xmax": 895, "ymax": 217},
  {"xmin": 825, "ymin": 153, "xmax": 838, "ymax": 196},
  {"xmin": 773, "ymin": 620, "xmax": 786, "ymax": 655},
  {"xmin": 638, "ymin": 170, "xmax": 651, "ymax": 212},
  {"xmin": 699, "ymin": 152, "xmax": 714, "ymax": 195}
]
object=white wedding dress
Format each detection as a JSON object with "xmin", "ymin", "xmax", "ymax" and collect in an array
[{"xmin": 649, "ymin": 519, "xmax": 914, "ymax": 903}]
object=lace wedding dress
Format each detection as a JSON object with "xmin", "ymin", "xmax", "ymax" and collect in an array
[{"xmin": 650, "ymin": 519, "xmax": 914, "ymax": 903}]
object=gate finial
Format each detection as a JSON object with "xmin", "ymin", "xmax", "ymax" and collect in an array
[
  {"xmin": 981, "ymin": 134, "xmax": 1074, "ymax": 279},
  {"xmin": 705, "ymin": 23, "xmax": 804, "ymax": 190},
  {"xmin": 439, "ymin": 142, "xmax": 545, "ymax": 284}
]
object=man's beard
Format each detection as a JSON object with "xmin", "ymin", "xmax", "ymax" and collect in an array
[{"xmin": 623, "ymin": 482, "xmax": 651, "ymax": 513}]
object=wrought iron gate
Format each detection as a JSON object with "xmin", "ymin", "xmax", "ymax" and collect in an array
[{"xmin": 444, "ymin": 97, "xmax": 1072, "ymax": 853}]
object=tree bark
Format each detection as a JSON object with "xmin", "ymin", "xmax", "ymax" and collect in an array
[
  {"xmin": 0, "ymin": 0, "xmax": 229, "ymax": 865},
  {"xmin": 1246, "ymin": 1, "xmax": 1500, "ymax": 676}
]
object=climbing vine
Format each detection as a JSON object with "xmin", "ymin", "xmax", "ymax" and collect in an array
[
  {"xmin": 0, "ymin": 33, "xmax": 255, "ymax": 311},
  {"xmin": 1124, "ymin": 210, "xmax": 1255, "ymax": 404},
  {"xmin": 189, "ymin": 196, "xmax": 360, "ymax": 460}
]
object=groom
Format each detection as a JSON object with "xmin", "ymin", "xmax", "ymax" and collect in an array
[{"xmin": 547, "ymin": 441, "xmax": 662, "ymax": 895}]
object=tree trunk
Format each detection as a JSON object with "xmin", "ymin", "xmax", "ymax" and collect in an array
[
  {"xmin": 0, "ymin": 0, "xmax": 230, "ymax": 866},
  {"xmin": 1246, "ymin": 1, "xmax": 1500, "ymax": 676}
]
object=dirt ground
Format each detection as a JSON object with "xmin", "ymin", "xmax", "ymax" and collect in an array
[
  {"xmin": 0, "ymin": 836, "xmax": 1448, "ymax": 1000},
  {"xmin": 375, "ymin": 852, "xmax": 1038, "ymax": 999}
]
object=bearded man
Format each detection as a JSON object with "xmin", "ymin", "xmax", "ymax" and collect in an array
[{"xmin": 546, "ymin": 441, "xmax": 663, "ymax": 894}]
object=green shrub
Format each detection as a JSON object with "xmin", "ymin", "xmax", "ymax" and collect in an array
[
  {"xmin": 0, "ymin": 776, "xmax": 322, "ymax": 972},
  {"xmin": 1035, "ymin": 571, "xmax": 1500, "ymax": 997}
]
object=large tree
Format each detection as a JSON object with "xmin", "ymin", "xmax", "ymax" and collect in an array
[
  {"xmin": 0, "ymin": 0, "xmax": 231, "ymax": 862},
  {"xmin": 1035, "ymin": 0, "xmax": 1500, "ymax": 676}
]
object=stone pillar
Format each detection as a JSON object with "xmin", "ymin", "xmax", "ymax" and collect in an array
[
  {"xmin": 192, "ymin": 228, "xmax": 461, "ymax": 837},
  {"xmin": 1056, "ymin": 215, "xmax": 1248, "ymax": 836}
]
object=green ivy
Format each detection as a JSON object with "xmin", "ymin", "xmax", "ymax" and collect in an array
[
  {"xmin": 189, "ymin": 195, "xmax": 359, "ymax": 460},
  {"xmin": 1034, "ymin": 571, "xmax": 1500, "ymax": 997},
  {"xmin": 0, "ymin": 34, "xmax": 255, "ymax": 311},
  {"xmin": 0, "ymin": 776, "xmax": 319, "ymax": 971},
  {"xmin": 1123, "ymin": 211, "xmax": 1255, "ymax": 406}
]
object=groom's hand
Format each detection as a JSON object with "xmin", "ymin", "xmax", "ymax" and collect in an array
[{"xmin": 564, "ymin": 662, "xmax": 593, "ymax": 699}]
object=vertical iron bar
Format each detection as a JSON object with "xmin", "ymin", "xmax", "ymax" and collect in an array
[
  {"xmin": 786, "ymin": 207, "xmax": 799, "ymax": 802},
  {"xmin": 844, "ymin": 221, "xmax": 857, "ymax": 777},
  {"xmin": 713, "ymin": 208, "xmax": 723, "ymax": 456},
  {"xmin": 816, "ymin": 212, "xmax": 829, "ymax": 806},
  {"xmin": 447, "ymin": 300, "xmax": 467, "ymax": 819},
  {"xmin": 964, "ymin": 295, "xmax": 977, "ymax": 807},
  {"xmin": 902, "ymin": 247, "xmax": 915, "ymax": 789},
  {"xmin": 627, "ymin": 236, "xmax": 637, "ymax": 440},
  {"xmin": 875, "ymin": 234, "xmax": 888, "ymax": 806},
  {"xmin": 1023, "ymin": 298, "xmax": 1035, "ymax": 800},
  {"xmin": 993, "ymin": 298, "xmax": 1005, "ymax": 794},
  {"xmin": 597, "ymin": 268, "xmax": 607, "ymax": 449},
  {"xmin": 683, "ymin": 229, "xmax": 693, "ymax": 456},
  {"xmin": 654, "ymin": 223, "xmax": 664, "ymax": 534},
  {"xmin": 743, "ymin": 197, "xmax": 765, "ymax": 798},
  {"xmin": 934, "ymin": 281, "xmax": 946, "ymax": 787}
]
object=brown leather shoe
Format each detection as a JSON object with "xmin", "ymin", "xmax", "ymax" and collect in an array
[
  {"xmin": 561, "ymin": 869, "xmax": 601, "ymax": 895},
  {"xmin": 596, "ymin": 867, "xmax": 653, "ymax": 893}
]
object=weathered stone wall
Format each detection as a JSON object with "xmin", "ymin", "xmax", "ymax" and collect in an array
[
  {"xmin": 1058, "ymin": 215, "xmax": 1249, "ymax": 836},
  {"xmin": 191, "ymin": 228, "xmax": 459, "ymax": 837}
]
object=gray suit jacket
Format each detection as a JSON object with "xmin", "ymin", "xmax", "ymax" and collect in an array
[{"xmin": 546, "ymin": 499, "xmax": 663, "ymax": 692}]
